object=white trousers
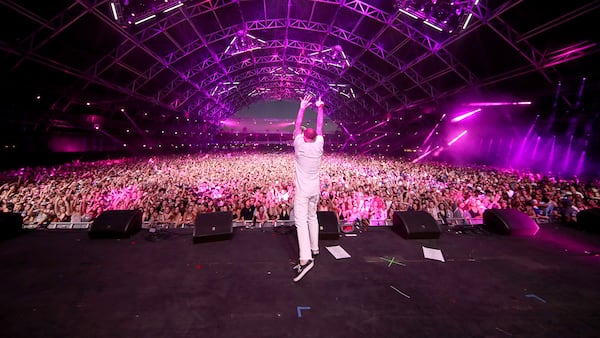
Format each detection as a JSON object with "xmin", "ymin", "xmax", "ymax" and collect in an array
[{"xmin": 294, "ymin": 193, "xmax": 320, "ymax": 261}]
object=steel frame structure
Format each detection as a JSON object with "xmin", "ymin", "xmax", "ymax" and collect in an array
[{"xmin": 2, "ymin": 0, "xmax": 598, "ymax": 133}]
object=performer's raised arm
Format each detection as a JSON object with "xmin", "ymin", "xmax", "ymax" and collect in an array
[
  {"xmin": 294, "ymin": 94, "xmax": 313, "ymax": 138},
  {"xmin": 315, "ymin": 96, "xmax": 324, "ymax": 136}
]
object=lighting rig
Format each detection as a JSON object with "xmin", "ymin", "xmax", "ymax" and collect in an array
[
  {"xmin": 395, "ymin": 0, "xmax": 480, "ymax": 33},
  {"xmin": 109, "ymin": 0, "xmax": 187, "ymax": 26}
]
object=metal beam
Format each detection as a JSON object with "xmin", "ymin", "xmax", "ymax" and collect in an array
[
  {"xmin": 13, "ymin": 49, "xmax": 176, "ymax": 111},
  {"xmin": 76, "ymin": 0, "xmax": 233, "ymax": 119},
  {"xmin": 518, "ymin": 0, "xmax": 600, "ymax": 42},
  {"xmin": 10, "ymin": 0, "xmax": 102, "ymax": 71}
]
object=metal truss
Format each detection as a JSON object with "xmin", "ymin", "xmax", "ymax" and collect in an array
[
  {"xmin": 11, "ymin": 0, "xmax": 580, "ymax": 129},
  {"xmin": 162, "ymin": 37, "xmax": 387, "ymax": 118},
  {"xmin": 3, "ymin": 42, "xmax": 175, "ymax": 112},
  {"xmin": 145, "ymin": 16, "xmax": 414, "ymax": 106},
  {"xmin": 222, "ymin": 79, "xmax": 345, "ymax": 112},
  {"xmin": 57, "ymin": 0, "xmax": 477, "ymax": 121},
  {"xmin": 391, "ymin": 0, "xmax": 527, "ymax": 110},
  {"xmin": 392, "ymin": 0, "xmax": 599, "ymax": 112},
  {"xmin": 184, "ymin": 67, "xmax": 371, "ymax": 122},
  {"xmin": 97, "ymin": 1, "xmax": 464, "ymax": 117},
  {"xmin": 53, "ymin": 0, "xmax": 234, "ymax": 118},
  {"xmin": 6, "ymin": 0, "xmax": 108, "ymax": 71},
  {"xmin": 314, "ymin": 1, "xmax": 478, "ymax": 92},
  {"xmin": 518, "ymin": 1, "xmax": 600, "ymax": 42},
  {"xmin": 486, "ymin": 16, "xmax": 551, "ymax": 83}
]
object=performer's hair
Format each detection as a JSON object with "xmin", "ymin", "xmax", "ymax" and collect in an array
[{"xmin": 304, "ymin": 127, "xmax": 317, "ymax": 140}]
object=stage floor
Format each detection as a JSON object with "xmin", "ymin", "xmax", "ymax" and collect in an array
[{"xmin": 1, "ymin": 224, "xmax": 600, "ymax": 338}]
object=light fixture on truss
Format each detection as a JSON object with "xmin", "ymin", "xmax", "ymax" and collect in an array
[
  {"xmin": 210, "ymin": 81, "xmax": 240, "ymax": 96},
  {"xmin": 329, "ymin": 83, "xmax": 356, "ymax": 99},
  {"xmin": 273, "ymin": 66, "xmax": 301, "ymax": 78},
  {"xmin": 309, "ymin": 45, "xmax": 350, "ymax": 69},
  {"xmin": 396, "ymin": 0, "xmax": 480, "ymax": 33},
  {"xmin": 224, "ymin": 30, "xmax": 266, "ymax": 56},
  {"xmin": 112, "ymin": 1, "xmax": 187, "ymax": 26},
  {"xmin": 247, "ymin": 87, "xmax": 270, "ymax": 97}
]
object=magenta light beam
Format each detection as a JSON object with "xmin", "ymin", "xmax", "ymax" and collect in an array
[
  {"xmin": 518, "ymin": 115, "xmax": 538, "ymax": 151},
  {"xmin": 412, "ymin": 146, "xmax": 440, "ymax": 163},
  {"xmin": 360, "ymin": 134, "xmax": 388, "ymax": 150},
  {"xmin": 448, "ymin": 130, "xmax": 468, "ymax": 146},
  {"xmin": 575, "ymin": 77, "xmax": 586, "ymax": 109},
  {"xmin": 466, "ymin": 101, "xmax": 531, "ymax": 107},
  {"xmin": 532, "ymin": 135, "xmax": 541, "ymax": 160},
  {"xmin": 562, "ymin": 135, "xmax": 574, "ymax": 173},
  {"xmin": 421, "ymin": 123, "xmax": 440, "ymax": 147},
  {"xmin": 339, "ymin": 123, "xmax": 354, "ymax": 140},
  {"xmin": 361, "ymin": 121, "xmax": 387, "ymax": 134},
  {"xmin": 575, "ymin": 150, "xmax": 586, "ymax": 176},
  {"xmin": 451, "ymin": 108, "xmax": 481, "ymax": 123},
  {"xmin": 546, "ymin": 136, "xmax": 556, "ymax": 172}
]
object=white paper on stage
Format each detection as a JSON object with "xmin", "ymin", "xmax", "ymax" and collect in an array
[
  {"xmin": 326, "ymin": 245, "xmax": 351, "ymax": 259},
  {"xmin": 422, "ymin": 246, "xmax": 445, "ymax": 262}
]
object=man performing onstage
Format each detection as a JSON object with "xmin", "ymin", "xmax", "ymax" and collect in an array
[{"xmin": 292, "ymin": 94, "xmax": 324, "ymax": 282}]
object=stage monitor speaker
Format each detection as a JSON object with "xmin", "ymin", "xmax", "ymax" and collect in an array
[
  {"xmin": 392, "ymin": 211, "xmax": 440, "ymax": 239},
  {"xmin": 193, "ymin": 211, "xmax": 233, "ymax": 243},
  {"xmin": 89, "ymin": 210, "xmax": 142, "ymax": 239},
  {"xmin": 576, "ymin": 208, "xmax": 600, "ymax": 232},
  {"xmin": 482, "ymin": 209, "xmax": 539, "ymax": 236},
  {"xmin": 317, "ymin": 211, "xmax": 340, "ymax": 239},
  {"xmin": 0, "ymin": 212, "xmax": 24, "ymax": 239}
]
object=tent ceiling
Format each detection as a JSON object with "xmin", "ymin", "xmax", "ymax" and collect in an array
[{"xmin": 1, "ymin": 0, "xmax": 599, "ymax": 137}]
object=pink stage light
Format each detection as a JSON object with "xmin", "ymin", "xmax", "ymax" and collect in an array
[
  {"xmin": 448, "ymin": 130, "xmax": 468, "ymax": 146},
  {"xmin": 219, "ymin": 120, "xmax": 237, "ymax": 127},
  {"xmin": 412, "ymin": 146, "xmax": 440, "ymax": 163},
  {"xmin": 543, "ymin": 41, "xmax": 597, "ymax": 68},
  {"xmin": 466, "ymin": 101, "xmax": 532, "ymax": 107},
  {"xmin": 451, "ymin": 108, "xmax": 481, "ymax": 122}
]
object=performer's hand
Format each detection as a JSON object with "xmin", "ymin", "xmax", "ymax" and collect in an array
[
  {"xmin": 300, "ymin": 94, "xmax": 313, "ymax": 110},
  {"xmin": 315, "ymin": 97, "xmax": 324, "ymax": 108}
]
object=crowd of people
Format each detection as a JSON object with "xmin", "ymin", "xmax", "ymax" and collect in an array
[{"xmin": 1, "ymin": 151, "xmax": 598, "ymax": 228}]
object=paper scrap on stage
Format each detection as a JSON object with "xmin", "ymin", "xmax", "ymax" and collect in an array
[
  {"xmin": 326, "ymin": 245, "xmax": 351, "ymax": 259},
  {"xmin": 422, "ymin": 246, "xmax": 445, "ymax": 262}
]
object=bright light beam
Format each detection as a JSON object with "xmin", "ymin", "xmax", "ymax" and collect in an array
[
  {"xmin": 412, "ymin": 146, "xmax": 440, "ymax": 163},
  {"xmin": 448, "ymin": 130, "xmax": 468, "ymax": 146},
  {"xmin": 361, "ymin": 134, "xmax": 387, "ymax": 148},
  {"xmin": 361, "ymin": 121, "xmax": 387, "ymax": 134},
  {"xmin": 466, "ymin": 101, "xmax": 531, "ymax": 107},
  {"xmin": 421, "ymin": 123, "xmax": 440, "ymax": 147},
  {"xmin": 451, "ymin": 108, "xmax": 481, "ymax": 123}
]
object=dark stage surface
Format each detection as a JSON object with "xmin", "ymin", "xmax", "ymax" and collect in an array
[{"xmin": 2, "ymin": 224, "xmax": 600, "ymax": 338}]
